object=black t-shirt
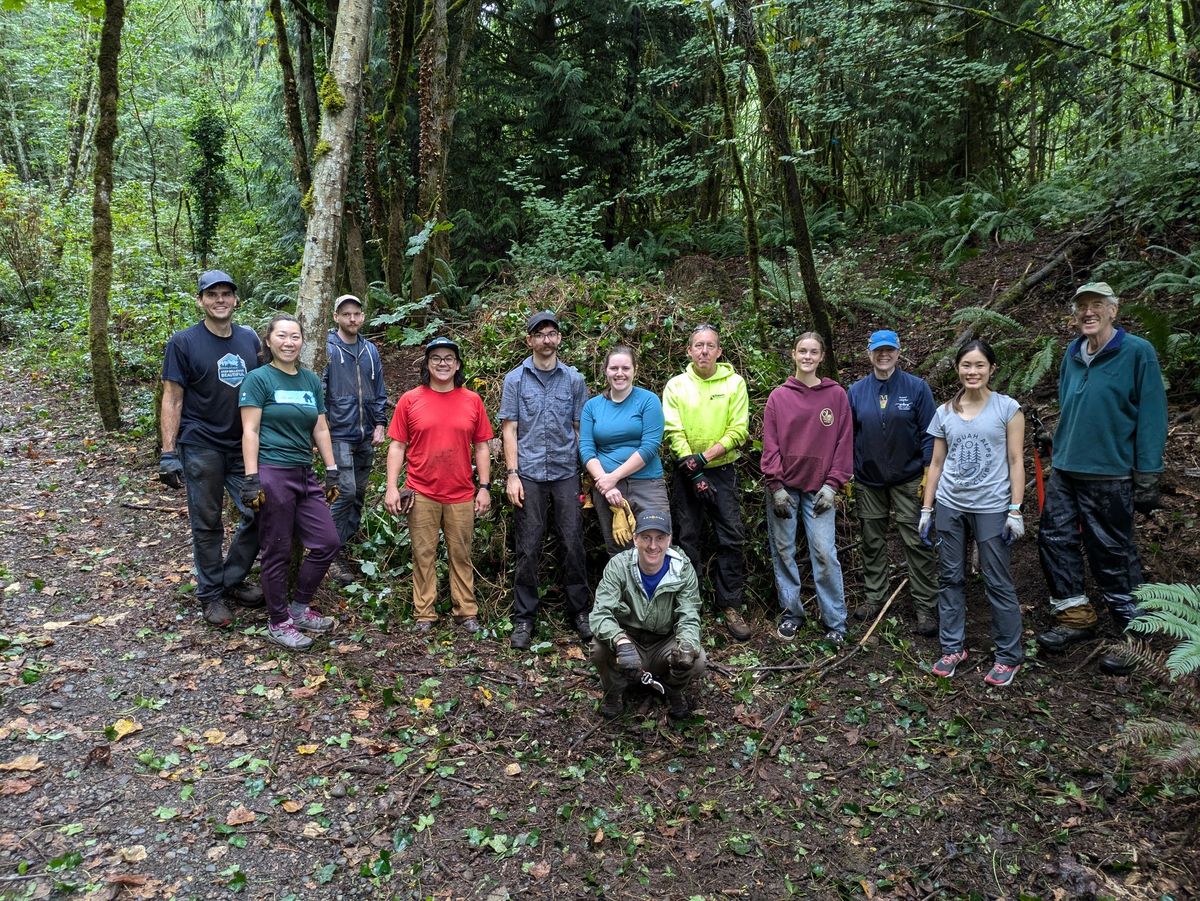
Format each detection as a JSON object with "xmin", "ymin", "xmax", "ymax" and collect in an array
[{"xmin": 162, "ymin": 322, "xmax": 262, "ymax": 451}]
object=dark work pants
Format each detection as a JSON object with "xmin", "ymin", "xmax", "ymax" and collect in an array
[
  {"xmin": 670, "ymin": 464, "xmax": 745, "ymax": 610},
  {"xmin": 330, "ymin": 438, "xmax": 375, "ymax": 545},
  {"xmin": 1038, "ymin": 470, "xmax": 1141, "ymax": 623},
  {"xmin": 512, "ymin": 476, "xmax": 590, "ymax": 623},
  {"xmin": 257, "ymin": 465, "xmax": 341, "ymax": 625},
  {"xmin": 591, "ymin": 635, "xmax": 707, "ymax": 694},
  {"xmin": 179, "ymin": 443, "xmax": 259, "ymax": 606}
]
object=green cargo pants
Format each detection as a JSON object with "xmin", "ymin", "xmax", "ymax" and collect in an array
[{"xmin": 856, "ymin": 478, "xmax": 938, "ymax": 619}]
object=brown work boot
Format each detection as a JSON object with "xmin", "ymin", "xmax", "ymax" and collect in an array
[{"xmin": 722, "ymin": 607, "xmax": 752, "ymax": 642}]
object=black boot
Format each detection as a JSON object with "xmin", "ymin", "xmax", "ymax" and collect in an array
[
  {"xmin": 1036, "ymin": 622, "xmax": 1096, "ymax": 652},
  {"xmin": 1098, "ymin": 595, "xmax": 1138, "ymax": 677}
]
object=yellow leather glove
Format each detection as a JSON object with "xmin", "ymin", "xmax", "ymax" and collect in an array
[
  {"xmin": 609, "ymin": 500, "xmax": 635, "ymax": 547},
  {"xmin": 918, "ymin": 467, "xmax": 928, "ymax": 501},
  {"xmin": 580, "ymin": 472, "xmax": 595, "ymax": 510}
]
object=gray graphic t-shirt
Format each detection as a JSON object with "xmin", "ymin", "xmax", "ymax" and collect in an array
[{"xmin": 928, "ymin": 392, "xmax": 1020, "ymax": 513}]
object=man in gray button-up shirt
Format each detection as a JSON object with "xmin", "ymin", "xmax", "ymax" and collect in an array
[{"xmin": 500, "ymin": 310, "xmax": 592, "ymax": 650}]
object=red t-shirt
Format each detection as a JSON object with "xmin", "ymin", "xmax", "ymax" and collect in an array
[{"xmin": 388, "ymin": 386, "xmax": 494, "ymax": 503}]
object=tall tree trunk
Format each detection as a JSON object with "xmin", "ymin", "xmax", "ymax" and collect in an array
[
  {"xmin": 3, "ymin": 83, "xmax": 33, "ymax": 183},
  {"xmin": 293, "ymin": 0, "xmax": 321, "ymax": 149},
  {"xmin": 89, "ymin": 0, "xmax": 124, "ymax": 431},
  {"xmin": 729, "ymin": 0, "xmax": 836, "ymax": 365},
  {"xmin": 343, "ymin": 204, "xmax": 369, "ymax": 305},
  {"xmin": 62, "ymin": 23, "xmax": 98, "ymax": 199},
  {"xmin": 1165, "ymin": 0, "xmax": 1184, "ymax": 123},
  {"xmin": 381, "ymin": 0, "xmax": 417, "ymax": 294},
  {"xmin": 269, "ymin": 0, "xmax": 312, "ymax": 199},
  {"xmin": 1107, "ymin": 22, "xmax": 1123, "ymax": 152},
  {"xmin": 296, "ymin": 0, "xmax": 373, "ymax": 371}
]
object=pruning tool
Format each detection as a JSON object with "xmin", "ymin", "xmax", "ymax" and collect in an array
[
  {"xmin": 638, "ymin": 671, "xmax": 665, "ymax": 695},
  {"xmin": 1027, "ymin": 405, "xmax": 1050, "ymax": 516}
]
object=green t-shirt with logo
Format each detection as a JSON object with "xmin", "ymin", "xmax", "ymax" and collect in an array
[{"xmin": 238, "ymin": 364, "xmax": 326, "ymax": 467}]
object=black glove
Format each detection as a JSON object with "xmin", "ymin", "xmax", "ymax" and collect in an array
[
  {"xmin": 158, "ymin": 452, "xmax": 184, "ymax": 490},
  {"xmin": 667, "ymin": 644, "xmax": 697, "ymax": 678},
  {"xmin": 240, "ymin": 474, "xmax": 265, "ymax": 511},
  {"xmin": 614, "ymin": 640, "xmax": 642, "ymax": 677},
  {"xmin": 677, "ymin": 453, "xmax": 707, "ymax": 475},
  {"xmin": 1133, "ymin": 471, "xmax": 1160, "ymax": 514},
  {"xmin": 1033, "ymin": 425, "xmax": 1053, "ymax": 457},
  {"xmin": 690, "ymin": 469, "xmax": 717, "ymax": 505},
  {"xmin": 324, "ymin": 467, "xmax": 341, "ymax": 504}
]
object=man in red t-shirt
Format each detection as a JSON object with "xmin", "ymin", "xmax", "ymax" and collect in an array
[{"xmin": 385, "ymin": 338, "xmax": 493, "ymax": 632}]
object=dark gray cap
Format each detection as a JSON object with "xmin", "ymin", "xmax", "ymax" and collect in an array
[
  {"xmin": 635, "ymin": 509, "xmax": 672, "ymax": 535},
  {"xmin": 198, "ymin": 270, "xmax": 236, "ymax": 293},
  {"xmin": 424, "ymin": 336, "xmax": 460, "ymax": 358},
  {"xmin": 526, "ymin": 310, "xmax": 560, "ymax": 333}
]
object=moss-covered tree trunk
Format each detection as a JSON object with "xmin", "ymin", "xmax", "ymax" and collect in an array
[
  {"xmin": 296, "ymin": 0, "xmax": 372, "ymax": 372},
  {"xmin": 382, "ymin": 0, "xmax": 417, "ymax": 294},
  {"xmin": 89, "ymin": 0, "xmax": 124, "ymax": 431},
  {"xmin": 269, "ymin": 0, "xmax": 312, "ymax": 199}
]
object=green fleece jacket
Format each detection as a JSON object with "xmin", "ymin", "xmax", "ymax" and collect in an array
[
  {"xmin": 1053, "ymin": 328, "xmax": 1167, "ymax": 476},
  {"xmin": 661, "ymin": 362, "xmax": 750, "ymax": 467},
  {"xmin": 589, "ymin": 547, "xmax": 702, "ymax": 652}
]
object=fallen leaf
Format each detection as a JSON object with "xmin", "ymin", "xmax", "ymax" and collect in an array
[
  {"xmin": 592, "ymin": 828, "xmax": 605, "ymax": 846},
  {"xmin": 296, "ymin": 744, "xmax": 319, "ymax": 755},
  {"xmin": 0, "ymin": 779, "xmax": 34, "ymax": 796},
  {"xmin": 202, "ymin": 729, "xmax": 226, "ymax": 745},
  {"xmin": 349, "ymin": 706, "xmax": 370, "ymax": 720},
  {"xmin": 0, "ymin": 754, "xmax": 43, "ymax": 772},
  {"xmin": 110, "ymin": 718, "xmax": 142, "ymax": 741},
  {"xmin": 117, "ymin": 845, "xmax": 147, "ymax": 863},
  {"xmin": 225, "ymin": 805, "xmax": 256, "ymax": 826},
  {"xmin": 504, "ymin": 762, "xmax": 522, "ymax": 777},
  {"xmin": 281, "ymin": 800, "xmax": 303, "ymax": 814},
  {"xmin": 226, "ymin": 730, "xmax": 249, "ymax": 746},
  {"xmin": 413, "ymin": 697, "xmax": 432, "ymax": 710},
  {"xmin": 104, "ymin": 874, "xmax": 148, "ymax": 887},
  {"xmin": 564, "ymin": 645, "xmax": 585, "ymax": 660},
  {"xmin": 205, "ymin": 845, "xmax": 228, "ymax": 862},
  {"xmin": 302, "ymin": 821, "xmax": 326, "ymax": 837},
  {"xmin": 527, "ymin": 860, "xmax": 551, "ymax": 879}
]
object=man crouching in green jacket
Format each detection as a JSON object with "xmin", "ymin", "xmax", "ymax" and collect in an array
[{"xmin": 589, "ymin": 510, "xmax": 707, "ymax": 722}]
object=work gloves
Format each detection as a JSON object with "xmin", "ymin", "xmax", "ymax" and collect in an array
[
  {"xmin": 324, "ymin": 468, "xmax": 340, "ymax": 505},
  {"xmin": 770, "ymin": 488, "xmax": 795, "ymax": 519},
  {"xmin": 158, "ymin": 452, "xmax": 184, "ymax": 490},
  {"xmin": 614, "ymin": 640, "xmax": 642, "ymax": 677},
  {"xmin": 812, "ymin": 485, "xmax": 838, "ymax": 516},
  {"xmin": 241, "ymin": 474, "xmax": 265, "ymax": 511},
  {"xmin": 1002, "ymin": 511, "xmax": 1025, "ymax": 545},
  {"xmin": 580, "ymin": 472, "xmax": 595, "ymax": 510},
  {"xmin": 1133, "ymin": 471, "xmax": 1161, "ymax": 514},
  {"xmin": 1033, "ymin": 425, "xmax": 1053, "ymax": 457},
  {"xmin": 918, "ymin": 507, "xmax": 934, "ymax": 546},
  {"xmin": 609, "ymin": 500, "xmax": 635, "ymax": 547},
  {"xmin": 667, "ymin": 644, "xmax": 697, "ymax": 679},
  {"xmin": 917, "ymin": 467, "xmax": 927, "ymax": 502},
  {"xmin": 676, "ymin": 453, "xmax": 707, "ymax": 476},
  {"xmin": 395, "ymin": 486, "xmax": 415, "ymax": 515},
  {"xmin": 690, "ymin": 470, "xmax": 717, "ymax": 505}
]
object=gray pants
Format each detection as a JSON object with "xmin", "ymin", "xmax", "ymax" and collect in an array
[
  {"xmin": 592, "ymin": 476, "xmax": 669, "ymax": 556},
  {"xmin": 591, "ymin": 633, "xmax": 706, "ymax": 694},
  {"xmin": 935, "ymin": 504, "xmax": 1023, "ymax": 665}
]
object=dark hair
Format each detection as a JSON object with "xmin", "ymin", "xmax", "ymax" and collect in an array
[
  {"xmin": 950, "ymin": 338, "xmax": 997, "ymax": 413},
  {"xmin": 260, "ymin": 314, "xmax": 303, "ymax": 365},
  {"xmin": 601, "ymin": 345, "xmax": 638, "ymax": 399},
  {"xmin": 420, "ymin": 348, "xmax": 466, "ymax": 388}
]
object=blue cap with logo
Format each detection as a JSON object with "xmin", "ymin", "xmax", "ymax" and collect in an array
[{"xmin": 867, "ymin": 329, "xmax": 900, "ymax": 351}]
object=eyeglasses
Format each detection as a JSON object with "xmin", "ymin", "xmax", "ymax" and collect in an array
[
  {"xmin": 531, "ymin": 329, "xmax": 561, "ymax": 341},
  {"xmin": 428, "ymin": 355, "xmax": 458, "ymax": 364},
  {"xmin": 1074, "ymin": 301, "xmax": 1113, "ymax": 314}
]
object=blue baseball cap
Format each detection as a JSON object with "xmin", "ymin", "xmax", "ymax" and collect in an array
[
  {"xmin": 867, "ymin": 329, "xmax": 900, "ymax": 351},
  {"xmin": 198, "ymin": 270, "xmax": 237, "ymax": 293}
]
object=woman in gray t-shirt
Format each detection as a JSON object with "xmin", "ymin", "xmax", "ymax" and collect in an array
[{"xmin": 919, "ymin": 340, "xmax": 1027, "ymax": 687}]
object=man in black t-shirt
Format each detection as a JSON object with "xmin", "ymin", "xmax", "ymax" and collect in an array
[{"xmin": 160, "ymin": 271, "xmax": 263, "ymax": 626}]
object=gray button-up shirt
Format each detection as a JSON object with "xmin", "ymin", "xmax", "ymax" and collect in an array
[{"xmin": 499, "ymin": 356, "xmax": 587, "ymax": 482}]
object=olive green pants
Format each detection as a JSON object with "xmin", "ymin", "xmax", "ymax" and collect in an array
[{"xmin": 856, "ymin": 479, "xmax": 938, "ymax": 618}]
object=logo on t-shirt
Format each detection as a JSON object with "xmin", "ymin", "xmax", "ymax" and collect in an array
[
  {"xmin": 951, "ymin": 433, "xmax": 992, "ymax": 486},
  {"xmin": 820, "ymin": 408, "xmax": 834, "ymax": 427},
  {"xmin": 217, "ymin": 353, "xmax": 249, "ymax": 388},
  {"xmin": 895, "ymin": 394, "xmax": 912, "ymax": 411},
  {"xmin": 273, "ymin": 389, "xmax": 317, "ymax": 408}
]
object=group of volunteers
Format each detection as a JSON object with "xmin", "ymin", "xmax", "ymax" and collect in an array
[{"xmin": 160, "ymin": 271, "xmax": 1166, "ymax": 720}]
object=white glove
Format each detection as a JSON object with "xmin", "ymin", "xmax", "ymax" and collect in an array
[
  {"xmin": 1002, "ymin": 512, "xmax": 1025, "ymax": 544},
  {"xmin": 918, "ymin": 507, "xmax": 933, "ymax": 545},
  {"xmin": 812, "ymin": 485, "xmax": 838, "ymax": 515}
]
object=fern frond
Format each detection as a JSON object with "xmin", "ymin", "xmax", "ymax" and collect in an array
[
  {"xmin": 1110, "ymin": 637, "xmax": 1173, "ymax": 679},
  {"xmin": 1009, "ymin": 337, "xmax": 1059, "ymax": 395},
  {"xmin": 1132, "ymin": 583, "xmax": 1200, "ymax": 609},
  {"xmin": 1166, "ymin": 642, "xmax": 1200, "ymax": 676},
  {"xmin": 948, "ymin": 306, "xmax": 1022, "ymax": 332}
]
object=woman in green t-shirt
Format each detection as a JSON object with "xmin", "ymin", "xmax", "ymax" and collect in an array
[{"xmin": 239, "ymin": 314, "xmax": 342, "ymax": 651}]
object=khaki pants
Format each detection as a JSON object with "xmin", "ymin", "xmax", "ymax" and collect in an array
[{"xmin": 409, "ymin": 493, "xmax": 477, "ymax": 621}]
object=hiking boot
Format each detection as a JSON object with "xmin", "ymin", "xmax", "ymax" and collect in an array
[
  {"xmin": 983, "ymin": 662, "xmax": 1021, "ymax": 687},
  {"xmin": 1036, "ymin": 623, "xmax": 1096, "ymax": 652},
  {"xmin": 931, "ymin": 649, "xmax": 968, "ymax": 678},
  {"xmin": 413, "ymin": 620, "xmax": 434, "ymax": 634},
  {"xmin": 665, "ymin": 687, "xmax": 690, "ymax": 722},
  {"xmin": 326, "ymin": 559, "xmax": 357, "ymax": 588},
  {"xmin": 599, "ymin": 691, "xmax": 624, "ymax": 720},
  {"xmin": 722, "ymin": 607, "xmax": 752, "ymax": 642},
  {"xmin": 266, "ymin": 619, "xmax": 313, "ymax": 651},
  {"xmin": 291, "ymin": 606, "xmax": 335, "ymax": 633},
  {"xmin": 510, "ymin": 620, "xmax": 533, "ymax": 650},
  {"xmin": 914, "ymin": 615, "xmax": 938, "ymax": 637},
  {"xmin": 776, "ymin": 615, "xmax": 802, "ymax": 641},
  {"xmin": 574, "ymin": 613, "xmax": 594, "ymax": 641},
  {"xmin": 822, "ymin": 630, "xmax": 845, "ymax": 648},
  {"xmin": 1098, "ymin": 649, "xmax": 1134, "ymax": 676},
  {"xmin": 457, "ymin": 617, "xmax": 481, "ymax": 634},
  {"xmin": 225, "ymin": 582, "xmax": 264, "ymax": 608},
  {"xmin": 854, "ymin": 601, "xmax": 881, "ymax": 621},
  {"xmin": 203, "ymin": 598, "xmax": 234, "ymax": 627}
]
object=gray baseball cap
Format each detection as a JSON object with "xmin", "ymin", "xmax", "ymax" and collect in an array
[{"xmin": 635, "ymin": 509, "xmax": 672, "ymax": 535}]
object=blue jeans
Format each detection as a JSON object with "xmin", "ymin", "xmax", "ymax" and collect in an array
[
  {"xmin": 330, "ymin": 438, "xmax": 376, "ymax": 545},
  {"xmin": 179, "ymin": 443, "xmax": 260, "ymax": 605},
  {"xmin": 766, "ymin": 487, "xmax": 846, "ymax": 634}
]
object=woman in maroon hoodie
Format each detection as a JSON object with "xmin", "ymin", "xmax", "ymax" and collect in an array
[{"xmin": 762, "ymin": 333, "xmax": 854, "ymax": 644}]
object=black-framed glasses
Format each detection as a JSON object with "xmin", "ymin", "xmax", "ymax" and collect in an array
[{"xmin": 531, "ymin": 329, "xmax": 561, "ymax": 341}]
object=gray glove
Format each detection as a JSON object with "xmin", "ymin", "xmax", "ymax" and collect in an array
[
  {"xmin": 812, "ymin": 485, "xmax": 837, "ymax": 515},
  {"xmin": 667, "ymin": 644, "xmax": 697, "ymax": 678},
  {"xmin": 771, "ymin": 488, "xmax": 795, "ymax": 519},
  {"xmin": 158, "ymin": 452, "xmax": 184, "ymax": 490},
  {"xmin": 614, "ymin": 640, "xmax": 642, "ymax": 677},
  {"xmin": 1133, "ymin": 471, "xmax": 1160, "ymax": 514}
]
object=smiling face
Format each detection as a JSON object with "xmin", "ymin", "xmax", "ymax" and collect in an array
[
  {"xmin": 956, "ymin": 348, "xmax": 995, "ymax": 391},
  {"xmin": 868, "ymin": 345, "xmax": 898, "ymax": 378},
  {"xmin": 634, "ymin": 529, "xmax": 671, "ymax": 574},
  {"xmin": 687, "ymin": 329, "xmax": 721, "ymax": 378},
  {"xmin": 605, "ymin": 351, "xmax": 635, "ymax": 394},
  {"xmin": 792, "ymin": 337, "xmax": 825, "ymax": 377},
  {"xmin": 426, "ymin": 349, "xmax": 461, "ymax": 387},
  {"xmin": 1073, "ymin": 294, "xmax": 1118, "ymax": 346},
  {"xmin": 267, "ymin": 319, "xmax": 304, "ymax": 365},
  {"xmin": 198, "ymin": 283, "xmax": 237, "ymax": 325}
]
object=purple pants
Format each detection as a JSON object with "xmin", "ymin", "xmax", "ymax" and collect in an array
[{"xmin": 257, "ymin": 464, "xmax": 341, "ymax": 624}]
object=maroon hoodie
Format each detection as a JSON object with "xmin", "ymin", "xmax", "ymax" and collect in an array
[{"xmin": 761, "ymin": 376, "xmax": 853, "ymax": 493}]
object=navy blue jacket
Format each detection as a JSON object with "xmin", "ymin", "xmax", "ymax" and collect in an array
[
  {"xmin": 847, "ymin": 368, "xmax": 935, "ymax": 488},
  {"xmin": 322, "ymin": 330, "xmax": 388, "ymax": 443}
]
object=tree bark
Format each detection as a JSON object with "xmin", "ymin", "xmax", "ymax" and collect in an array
[
  {"xmin": 343, "ymin": 204, "xmax": 369, "ymax": 306},
  {"xmin": 729, "ymin": 0, "xmax": 836, "ymax": 365},
  {"xmin": 269, "ymin": 0, "xmax": 312, "ymax": 199},
  {"xmin": 293, "ymin": 0, "xmax": 322, "ymax": 149},
  {"xmin": 381, "ymin": 0, "xmax": 417, "ymax": 294},
  {"xmin": 89, "ymin": 0, "xmax": 125, "ymax": 431},
  {"xmin": 296, "ymin": 0, "xmax": 373, "ymax": 371},
  {"xmin": 62, "ymin": 21, "xmax": 98, "ymax": 199}
]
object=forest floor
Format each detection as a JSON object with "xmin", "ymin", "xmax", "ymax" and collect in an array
[{"xmin": 3, "ymin": 243, "xmax": 1200, "ymax": 899}]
